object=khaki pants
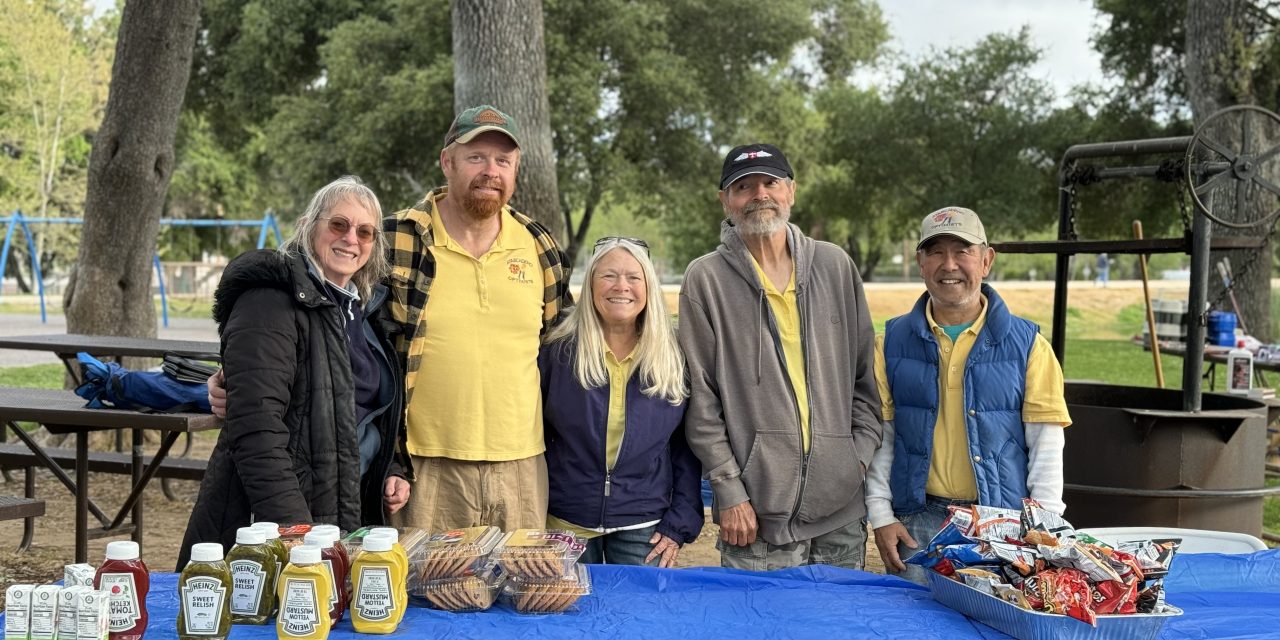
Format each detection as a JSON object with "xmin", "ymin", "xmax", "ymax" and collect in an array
[{"xmin": 391, "ymin": 453, "xmax": 548, "ymax": 531}]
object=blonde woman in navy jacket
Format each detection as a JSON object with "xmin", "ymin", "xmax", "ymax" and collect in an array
[{"xmin": 538, "ymin": 237, "xmax": 702, "ymax": 567}]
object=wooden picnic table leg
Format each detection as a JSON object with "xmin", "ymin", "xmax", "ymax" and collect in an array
[
  {"xmin": 5, "ymin": 421, "xmax": 111, "ymax": 524},
  {"xmin": 76, "ymin": 430, "xmax": 88, "ymax": 564},
  {"xmin": 108, "ymin": 432, "xmax": 180, "ymax": 532}
]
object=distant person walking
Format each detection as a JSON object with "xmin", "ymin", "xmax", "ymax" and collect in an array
[{"xmin": 1095, "ymin": 253, "xmax": 1109, "ymax": 287}]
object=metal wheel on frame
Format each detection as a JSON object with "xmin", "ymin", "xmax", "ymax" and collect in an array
[{"xmin": 1184, "ymin": 104, "xmax": 1280, "ymax": 229}]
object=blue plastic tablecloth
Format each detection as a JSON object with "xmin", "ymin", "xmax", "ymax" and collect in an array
[{"xmin": 6, "ymin": 549, "xmax": 1278, "ymax": 639}]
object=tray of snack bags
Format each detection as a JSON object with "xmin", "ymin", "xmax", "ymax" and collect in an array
[
  {"xmin": 411, "ymin": 526, "xmax": 503, "ymax": 581},
  {"xmin": 910, "ymin": 499, "xmax": 1183, "ymax": 640},
  {"xmin": 492, "ymin": 529, "xmax": 585, "ymax": 579},
  {"xmin": 504, "ymin": 564, "xmax": 591, "ymax": 614},
  {"xmin": 416, "ymin": 564, "xmax": 506, "ymax": 613}
]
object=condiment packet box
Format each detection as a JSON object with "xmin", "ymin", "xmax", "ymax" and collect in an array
[
  {"xmin": 57, "ymin": 587, "xmax": 89, "ymax": 640},
  {"xmin": 63, "ymin": 565, "xmax": 95, "ymax": 588},
  {"xmin": 73, "ymin": 590, "xmax": 109, "ymax": 640},
  {"xmin": 5, "ymin": 584, "xmax": 33, "ymax": 640},
  {"xmin": 29, "ymin": 586, "xmax": 60, "ymax": 640}
]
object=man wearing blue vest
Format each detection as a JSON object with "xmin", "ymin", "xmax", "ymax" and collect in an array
[{"xmin": 864, "ymin": 206, "xmax": 1071, "ymax": 585}]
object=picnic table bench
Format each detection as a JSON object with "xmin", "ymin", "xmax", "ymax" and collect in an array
[{"xmin": 0, "ymin": 386, "xmax": 219, "ymax": 561}]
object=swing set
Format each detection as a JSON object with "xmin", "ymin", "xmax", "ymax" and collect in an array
[{"xmin": 0, "ymin": 210, "xmax": 284, "ymax": 326}]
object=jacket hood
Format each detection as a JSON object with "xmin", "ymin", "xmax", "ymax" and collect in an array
[
  {"xmin": 715, "ymin": 220, "xmax": 817, "ymax": 291},
  {"xmin": 213, "ymin": 250, "xmax": 326, "ymax": 326}
]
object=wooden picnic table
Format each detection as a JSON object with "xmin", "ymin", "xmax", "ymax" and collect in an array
[
  {"xmin": 0, "ymin": 386, "xmax": 220, "ymax": 562},
  {"xmin": 0, "ymin": 333, "xmax": 220, "ymax": 363}
]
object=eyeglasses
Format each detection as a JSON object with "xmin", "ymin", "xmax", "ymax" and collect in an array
[
  {"xmin": 325, "ymin": 216, "xmax": 379, "ymax": 244},
  {"xmin": 593, "ymin": 236, "xmax": 650, "ymax": 255}
]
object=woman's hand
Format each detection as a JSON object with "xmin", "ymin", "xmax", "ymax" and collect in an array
[
  {"xmin": 645, "ymin": 532, "xmax": 681, "ymax": 568},
  {"xmin": 383, "ymin": 475, "xmax": 411, "ymax": 514}
]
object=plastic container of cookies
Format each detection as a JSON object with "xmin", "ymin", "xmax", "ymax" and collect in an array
[
  {"xmin": 506, "ymin": 564, "xmax": 592, "ymax": 614},
  {"xmin": 410, "ymin": 526, "xmax": 502, "ymax": 581},
  {"xmin": 492, "ymin": 529, "xmax": 585, "ymax": 579},
  {"xmin": 416, "ymin": 565, "xmax": 506, "ymax": 612}
]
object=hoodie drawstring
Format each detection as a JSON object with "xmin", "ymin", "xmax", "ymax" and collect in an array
[{"xmin": 756, "ymin": 288, "xmax": 765, "ymax": 385}]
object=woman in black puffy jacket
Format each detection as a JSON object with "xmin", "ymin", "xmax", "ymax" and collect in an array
[{"xmin": 177, "ymin": 176, "xmax": 409, "ymax": 568}]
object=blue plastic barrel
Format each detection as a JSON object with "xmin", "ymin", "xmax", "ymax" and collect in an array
[{"xmin": 1207, "ymin": 311, "xmax": 1237, "ymax": 346}]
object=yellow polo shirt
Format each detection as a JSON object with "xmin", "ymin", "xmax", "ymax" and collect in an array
[
  {"xmin": 405, "ymin": 204, "xmax": 545, "ymax": 461},
  {"xmin": 750, "ymin": 257, "xmax": 810, "ymax": 453},
  {"xmin": 874, "ymin": 297, "xmax": 1071, "ymax": 500}
]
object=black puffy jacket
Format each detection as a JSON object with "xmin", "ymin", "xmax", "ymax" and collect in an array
[{"xmin": 177, "ymin": 250, "xmax": 406, "ymax": 569}]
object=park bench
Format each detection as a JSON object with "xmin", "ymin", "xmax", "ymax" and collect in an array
[
  {"xmin": 0, "ymin": 494, "xmax": 46, "ymax": 552},
  {"xmin": 0, "ymin": 386, "xmax": 219, "ymax": 561}
]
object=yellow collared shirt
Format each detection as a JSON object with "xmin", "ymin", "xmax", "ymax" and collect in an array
[
  {"xmin": 874, "ymin": 296, "xmax": 1071, "ymax": 499},
  {"xmin": 750, "ymin": 256, "xmax": 810, "ymax": 453},
  {"xmin": 405, "ymin": 202, "xmax": 546, "ymax": 461}
]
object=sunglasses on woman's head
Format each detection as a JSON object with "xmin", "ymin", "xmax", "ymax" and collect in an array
[
  {"xmin": 593, "ymin": 236, "xmax": 650, "ymax": 255},
  {"xmin": 326, "ymin": 216, "xmax": 379, "ymax": 243}
]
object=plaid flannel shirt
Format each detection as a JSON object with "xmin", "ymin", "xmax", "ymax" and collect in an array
[{"xmin": 383, "ymin": 187, "xmax": 573, "ymax": 399}]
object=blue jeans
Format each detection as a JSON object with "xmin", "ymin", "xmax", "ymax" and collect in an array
[
  {"xmin": 577, "ymin": 524, "xmax": 661, "ymax": 567},
  {"xmin": 892, "ymin": 495, "xmax": 972, "ymax": 586},
  {"xmin": 717, "ymin": 517, "xmax": 867, "ymax": 571}
]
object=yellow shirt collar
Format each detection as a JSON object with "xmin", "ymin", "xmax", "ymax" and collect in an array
[{"xmin": 925, "ymin": 294, "xmax": 989, "ymax": 336}]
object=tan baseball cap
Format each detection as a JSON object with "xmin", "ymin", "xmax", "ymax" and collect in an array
[{"xmin": 917, "ymin": 206, "xmax": 987, "ymax": 250}]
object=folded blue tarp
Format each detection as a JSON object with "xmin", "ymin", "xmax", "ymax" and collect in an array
[{"xmin": 6, "ymin": 549, "xmax": 1277, "ymax": 639}]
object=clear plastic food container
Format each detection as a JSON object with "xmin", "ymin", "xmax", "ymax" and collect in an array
[
  {"xmin": 505, "ymin": 564, "xmax": 591, "ymax": 614},
  {"xmin": 417, "ymin": 565, "xmax": 505, "ymax": 612},
  {"xmin": 492, "ymin": 529, "xmax": 585, "ymax": 579},
  {"xmin": 411, "ymin": 526, "xmax": 502, "ymax": 581}
]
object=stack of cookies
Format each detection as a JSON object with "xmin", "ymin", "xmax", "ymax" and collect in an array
[
  {"xmin": 410, "ymin": 526, "xmax": 504, "ymax": 612},
  {"xmin": 494, "ymin": 529, "xmax": 591, "ymax": 614}
]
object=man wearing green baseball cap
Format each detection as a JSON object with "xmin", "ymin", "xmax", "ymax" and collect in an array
[{"xmin": 383, "ymin": 104, "xmax": 572, "ymax": 531}]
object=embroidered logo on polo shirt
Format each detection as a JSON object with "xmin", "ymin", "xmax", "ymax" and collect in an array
[{"xmin": 507, "ymin": 257, "xmax": 534, "ymax": 283}]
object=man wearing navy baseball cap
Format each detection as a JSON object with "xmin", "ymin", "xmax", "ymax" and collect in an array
[{"xmin": 679, "ymin": 143, "xmax": 883, "ymax": 570}]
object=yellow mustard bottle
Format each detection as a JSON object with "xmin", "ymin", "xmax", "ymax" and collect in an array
[
  {"xmin": 349, "ymin": 534, "xmax": 403, "ymax": 634},
  {"xmin": 366, "ymin": 530, "xmax": 408, "ymax": 625},
  {"xmin": 276, "ymin": 545, "xmax": 332, "ymax": 640}
]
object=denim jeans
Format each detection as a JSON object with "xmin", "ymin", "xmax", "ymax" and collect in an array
[
  {"xmin": 717, "ymin": 518, "xmax": 868, "ymax": 571},
  {"xmin": 891, "ymin": 495, "xmax": 972, "ymax": 586},
  {"xmin": 577, "ymin": 524, "xmax": 661, "ymax": 567}
]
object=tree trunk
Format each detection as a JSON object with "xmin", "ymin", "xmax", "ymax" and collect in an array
[
  {"xmin": 1185, "ymin": 0, "xmax": 1274, "ymax": 342},
  {"xmin": 451, "ymin": 0, "xmax": 563, "ymax": 241},
  {"xmin": 64, "ymin": 0, "xmax": 201, "ymax": 346}
]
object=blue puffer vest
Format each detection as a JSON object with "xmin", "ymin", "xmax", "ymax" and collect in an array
[{"xmin": 883, "ymin": 284, "xmax": 1037, "ymax": 515}]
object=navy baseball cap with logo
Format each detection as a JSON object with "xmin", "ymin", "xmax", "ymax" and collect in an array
[
  {"xmin": 719, "ymin": 143, "xmax": 793, "ymax": 190},
  {"xmin": 443, "ymin": 104, "xmax": 522, "ymax": 149}
]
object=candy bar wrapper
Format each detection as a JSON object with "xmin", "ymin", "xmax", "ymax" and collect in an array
[
  {"xmin": 955, "ymin": 568, "xmax": 1004, "ymax": 595},
  {"xmin": 946, "ymin": 505, "xmax": 1023, "ymax": 544},
  {"xmin": 1041, "ymin": 567, "xmax": 1097, "ymax": 626},
  {"xmin": 1136, "ymin": 580, "xmax": 1166, "ymax": 614},
  {"xmin": 905, "ymin": 543, "xmax": 995, "ymax": 574},
  {"xmin": 1038, "ymin": 540, "xmax": 1123, "ymax": 583},
  {"xmin": 1019, "ymin": 499, "xmax": 1075, "ymax": 547},
  {"xmin": 1021, "ymin": 572, "xmax": 1047, "ymax": 610},
  {"xmin": 989, "ymin": 541, "xmax": 1044, "ymax": 576},
  {"xmin": 1118, "ymin": 538, "xmax": 1179, "ymax": 580}
]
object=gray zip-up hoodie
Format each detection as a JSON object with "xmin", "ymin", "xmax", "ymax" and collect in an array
[{"xmin": 679, "ymin": 220, "xmax": 883, "ymax": 545}]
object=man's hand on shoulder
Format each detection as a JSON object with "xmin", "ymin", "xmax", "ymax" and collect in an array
[
  {"xmin": 208, "ymin": 369, "xmax": 227, "ymax": 418},
  {"xmin": 872, "ymin": 521, "xmax": 916, "ymax": 573},
  {"xmin": 719, "ymin": 501, "xmax": 758, "ymax": 547}
]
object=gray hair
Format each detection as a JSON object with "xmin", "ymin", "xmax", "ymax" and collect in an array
[{"xmin": 280, "ymin": 175, "xmax": 390, "ymax": 300}]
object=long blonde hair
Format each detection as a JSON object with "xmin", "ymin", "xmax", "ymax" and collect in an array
[
  {"xmin": 545, "ymin": 238, "xmax": 687, "ymax": 404},
  {"xmin": 280, "ymin": 175, "xmax": 390, "ymax": 300}
]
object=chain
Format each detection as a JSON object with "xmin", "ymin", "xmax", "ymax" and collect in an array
[
  {"xmin": 1201, "ymin": 223, "xmax": 1280, "ymax": 325},
  {"xmin": 1063, "ymin": 161, "xmax": 1080, "ymax": 241},
  {"xmin": 1175, "ymin": 177, "xmax": 1193, "ymax": 235}
]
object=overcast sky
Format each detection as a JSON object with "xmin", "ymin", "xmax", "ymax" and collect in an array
[
  {"xmin": 92, "ymin": 0, "xmax": 1108, "ymax": 95},
  {"xmin": 879, "ymin": 0, "xmax": 1108, "ymax": 97}
]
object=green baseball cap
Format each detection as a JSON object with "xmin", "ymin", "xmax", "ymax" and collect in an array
[{"xmin": 442, "ymin": 104, "xmax": 522, "ymax": 149}]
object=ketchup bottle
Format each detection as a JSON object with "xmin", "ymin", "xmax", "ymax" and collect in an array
[
  {"xmin": 302, "ymin": 530, "xmax": 347, "ymax": 625},
  {"xmin": 94, "ymin": 540, "xmax": 150, "ymax": 640}
]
